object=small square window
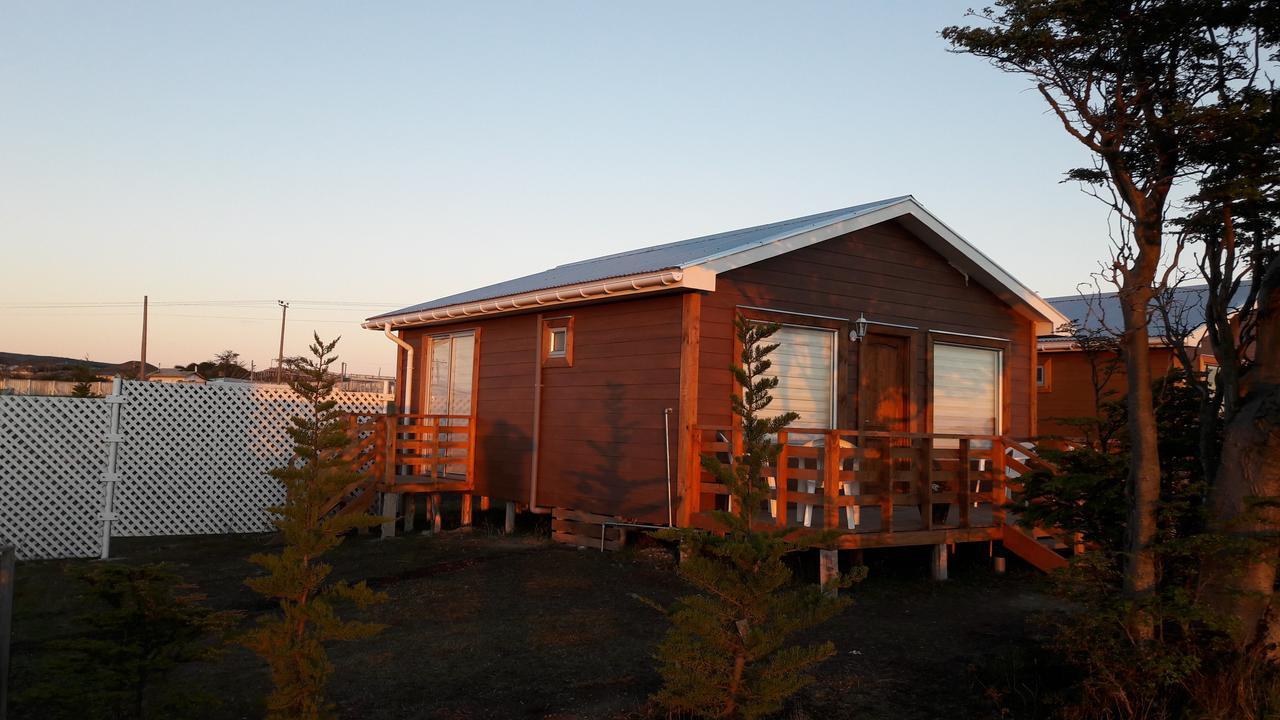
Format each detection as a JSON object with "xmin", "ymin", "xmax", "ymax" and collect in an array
[
  {"xmin": 548, "ymin": 328, "xmax": 567, "ymax": 357},
  {"xmin": 1036, "ymin": 359, "xmax": 1051, "ymax": 391},
  {"xmin": 542, "ymin": 317, "xmax": 573, "ymax": 366}
]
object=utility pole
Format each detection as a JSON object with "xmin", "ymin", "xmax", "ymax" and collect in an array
[
  {"xmin": 275, "ymin": 300, "xmax": 289, "ymax": 384},
  {"xmin": 138, "ymin": 295, "xmax": 148, "ymax": 380}
]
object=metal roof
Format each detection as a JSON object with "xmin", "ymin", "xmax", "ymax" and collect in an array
[
  {"xmin": 367, "ymin": 197, "xmax": 912, "ymax": 322},
  {"xmin": 1043, "ymin": 282, "xmax": 1253, "ymax": 339}
]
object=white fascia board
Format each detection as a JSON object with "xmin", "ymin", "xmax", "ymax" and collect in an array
[
  {"xmin": 361, "ymin": 267, "xmax": 715, "ymax": 330},
  {"xmin": 692, "ymin": 197, "xmax": 1069, "ymax": 332}
]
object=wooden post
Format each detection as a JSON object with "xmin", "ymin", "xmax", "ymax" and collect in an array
[
  {"xmin": 992, "ymin": 438, "xmax": 1007, "ymax": 528},
  {"xmin": 480, "ymin": 495, "xmax": 491, "ymax": 511},
  {"xmin": 775, "ymin": 431, "xmax": 789, "ymax": 528},
  {"xmin": 0, "ymin": 545, "xmax": 13, "ymax": 720},
  {"xmin": 460, "ymin": 493, "xmax": 473, "ymax": 527},
  {"xmin": 931, "ymin": 543, "xmax": 948, "ymax": 581},
  {"xmin": 431, "ymin": 494, "xmax": 443, "ymax": 534},
  {"xmin": 505, "ymin": 501, "xmax": 516, "ymax": 534},
  {"xmin": 920, "ymin": 437, "xmax": 934, "ymax": 531},
  {"xmin": 380, "ymin": 492, "xmax": 397, "ymax": 538},
  {"xmin": 675, "ymin": 292, "xmax": 701, "ymax": 526},
  {"xmin": 958, "ymin": 438, "xmax": 972, "ymax": 528},
  {"xmin": 993, "ymin": 556, "xmax": 1007, "ymax": 574},
  {"xmin": 824, "ymin": 430, "xmax": 840, "ymax": 531},
  {"xmin": 819, "ymin": 548, "xmax": 839, "ymax": 598},
  {"xmin": 403, "ymin": 493, "xmax": 416, "ymax": 532}
]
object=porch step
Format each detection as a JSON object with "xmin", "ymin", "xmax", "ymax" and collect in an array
[
  {"xmin": 551, "ymin": 507, "xmax": 626, "ymax": 551},
  {"xmin": 1002, "ymin": 524, "xmax": 1068, "ymax": 573}
]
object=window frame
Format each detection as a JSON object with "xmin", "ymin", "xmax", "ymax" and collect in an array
[
  {"xmin": 926, "ymin": 334, "xmax": 1009, "ymax": 438},
  {"xmin": 419, "ymin": 328, "xmax": 480, "ymax": 417},
  {"xmin": 542, "ymin": 316, "xmax": 574, "ymax": 368},
  {"xmin": 741, "ymin": 314, "xmax": 840, "ymax": 432},
  {"xmin": 1036, "ymin": 358, "xmax": 1052, "ymax": 392}
]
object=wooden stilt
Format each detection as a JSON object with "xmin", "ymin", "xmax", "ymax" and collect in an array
[
  {"xmin": 431, "ymin": 494, "xmax": 443, "ymax": 534},
  {"xmin": 480, "ymin": 495, "xmax": 491, "ymax": 511},
  {"xmin": 931, "ymin": 543, "xmax": 948, "ymax": 581},
  {"xmin": 819, "ymin": 549, "xmax": 839, "ymax": 597},
  {"xmin": 504, "ymin": 501, "xmax": 516, "ymax": 534},
  {"xmin": 380, "ymin": 493, "xmax": 398, "ymax": 538},
  {"xmin": 993, "ymin": 556, "xmax": 1006, "ymax": 574},
  {"xmin": 460, "ymin": 493, "xmax": 473, "ymax": 527},
  {"xmin": 403, "ymin": 494, "xmax": 416, "ymax": 532}
]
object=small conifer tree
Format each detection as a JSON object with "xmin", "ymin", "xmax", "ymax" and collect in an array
[
  {"xmin": 20, "ymin": 563, "xmax": 236, "ymax": 720},
  {"xmin": 652, "ymin": 317, "xmax": 862, "ymax": 720},
  {"xmin": 243, "ymin": 333, "xmax": 386, "ymax": 720}
]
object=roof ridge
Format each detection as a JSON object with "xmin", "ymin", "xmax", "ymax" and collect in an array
[{"xmin": 552, "ymin": 196, "xmax": 912, "ymax": 271}]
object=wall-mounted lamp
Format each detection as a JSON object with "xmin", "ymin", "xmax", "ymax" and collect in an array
[{"xmin": 850, "ymin": 313, "xmax": 869, "ymax": 342}]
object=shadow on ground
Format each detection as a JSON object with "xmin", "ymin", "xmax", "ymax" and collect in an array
[{"xmin": 10, "ymin": 510, "xmax": 1057, "ymax": 719}]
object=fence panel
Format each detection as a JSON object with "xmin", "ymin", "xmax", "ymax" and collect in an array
[
  {"xmin": 113, "ymin": 381, "xmax": 390, "ymax": 536},
  {"xmin": 0, "ymin": 380, "xmax": 392, "ymax": 558},
  {"xmin": 0, "ymin": 396, "xmax": 107, "ymax": 559}
]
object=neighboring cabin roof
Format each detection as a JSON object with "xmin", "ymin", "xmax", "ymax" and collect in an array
[
  {"xmin": 365, "ymin": 196, "xmax": 1068, "ymax": 332},
  {"xmin": 1040, "ymin": 282, "xmax": 1253, "ymax": 348}
]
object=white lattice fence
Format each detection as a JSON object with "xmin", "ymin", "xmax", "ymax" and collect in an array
[
  {"xmin": 0, "ymin": 380, "xmax": 392, "ymax": 559},
  {"xmin": 113, "ymin": 380, "xmax": 391, "ymax": 537},
  {"xmin": 0, "ymin": 395, "xmax": 108, "ymax": 559}
]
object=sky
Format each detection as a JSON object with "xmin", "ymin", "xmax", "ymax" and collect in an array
[{"xmin": 1, "ymin": 1, "xmax": 1108, "ymax": 375}]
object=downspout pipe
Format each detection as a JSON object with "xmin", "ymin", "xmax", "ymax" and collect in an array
[
  {"xmin": 382, "ymin": 323, "xmax": 413, "ymax": 413},
  {"xmin": 528, "ymin": 313, "xmax": 550, "ymax": 513}
]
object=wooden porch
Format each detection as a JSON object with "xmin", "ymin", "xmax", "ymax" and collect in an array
[
  {"xmin": 328, "ymin": 414, "xmax": 1069, "ymax": 571},
  {"xmin": 686, "ymin": 425, "xmax": 1069, "ymax": 567}
]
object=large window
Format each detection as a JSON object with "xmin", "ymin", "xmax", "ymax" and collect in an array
[
  {"xmin": 762, "ymin": 325, "xmax": 837, "ymax": 430},
  {"xmin": 424, "ymin": 331, "xmax": 476, "ymax": 416},
  {"xmin": 932, "ymin": 343, "xmax": 1001, "ymax": 437}
]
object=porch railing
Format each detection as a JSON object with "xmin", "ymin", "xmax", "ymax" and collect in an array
[{"xmin": 689, "ymin": 426, "xmax": 1047, "ymax": 536}]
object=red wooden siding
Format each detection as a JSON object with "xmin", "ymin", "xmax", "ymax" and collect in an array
[
  {"xmin": 698, "ymin": 219, "xmax": 1037, "ymax": 437},
  {"xmin": 398, "ymin": 295, "xmax": 683, "ymax": 522},
  {"xmin": 1037, "ymin": 346, "xmax": 1179, "ymax": 438},
  {"xmin": 536, "ymin": 295, "xmax": 682, "ymax": 522}
]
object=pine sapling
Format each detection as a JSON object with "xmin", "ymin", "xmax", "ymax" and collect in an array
[
  {"xmin": 242, "ymin": 333, "xmax": 386, "ymax": 720},
  {"xmin": 652, "ymin": 317, "xmax": 863, "ymax": 720}
]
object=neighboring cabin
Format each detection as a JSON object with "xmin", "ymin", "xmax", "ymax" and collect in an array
[
  {"xmin": 1036, "ymin": 283, "xmax": 1252, "ymax": 439},
  {"xmin": 362, "ymin": 196, "xmax": 1068, "ymax": 565}
]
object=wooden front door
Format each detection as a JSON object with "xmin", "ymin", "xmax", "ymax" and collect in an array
[
  {"xmin": 859, "ymin": 333, "xmax": 911, "ymax": 433},
  {"xmin": 858, "ymin": 333, "xmax": 912, "ymax": 510}
]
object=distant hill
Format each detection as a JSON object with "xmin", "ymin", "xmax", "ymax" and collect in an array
[{"xmin": 0, "ymin": 352, "xmax": 154, "ymax": 375}]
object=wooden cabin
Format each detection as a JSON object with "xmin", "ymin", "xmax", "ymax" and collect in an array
[
  {"xmin": 355, "ymin": 196, "xmax": 1072, "ymax": 568},
  {"xmin": 1036, "ymin": 284, "xmax": 1249, "ymax": 440}
]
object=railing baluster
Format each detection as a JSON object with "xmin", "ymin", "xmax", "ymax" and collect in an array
[
  {"xmin": 992, "ymin": 437, "xmax": 1007, "ymax": 528},
  {"xmin": 920, "ymin": 436, "xmax": 934, "ymax": 531},
  {"xmin": 689, "ymin": 426, "xmax": 702, "ymax": 519},
  {"xmin": 958, "ymin": 438, "xmax": 972, "ymax": 528},
  {"xmin": 775, "ymin": 431, "xmax": 789, "ymax": 529}
]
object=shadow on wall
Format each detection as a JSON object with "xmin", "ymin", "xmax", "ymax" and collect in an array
[
  {"xmin": 479, "ymin": 419, "xmax": 531, "ymax": 503},
  {"xmin": 567, "ymin": 382, "xmax": 668, "ymax": 522}
]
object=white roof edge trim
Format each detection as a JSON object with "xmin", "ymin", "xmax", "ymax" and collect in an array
[
  {"xmin": 362, "ymin": 267, "xmax": 717, "ymax": 330},
  {"xmin": 695, "ymin": 198, "xmax": 1070, "ymax": 329}
]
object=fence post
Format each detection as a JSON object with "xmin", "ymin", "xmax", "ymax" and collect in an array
[
  {"xmin": 0, "ymin": 545, "xmax": 13, "ymax": 720},
  {"xmin": 100, "ymin": 377, "xmax": 125, "ymax": 559}
]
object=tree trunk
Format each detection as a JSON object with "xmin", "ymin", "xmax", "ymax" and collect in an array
[
  {"xmin": 1119, "ymin": 261, "xmax": 1163, "ymax": 613},
  {"xmin": 1207, "ymin": 264, "xmax": 1280, "ymax": 652}
]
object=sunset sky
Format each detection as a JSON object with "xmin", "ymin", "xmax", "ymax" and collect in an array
[{"xmin": 2, "ymin": 1, "xmax": 1105, "ymax": 375}]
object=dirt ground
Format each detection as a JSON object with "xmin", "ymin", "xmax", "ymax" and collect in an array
[{"xmin": 9, "ymin": 509, "xmax": 1058, "ymax": 719}]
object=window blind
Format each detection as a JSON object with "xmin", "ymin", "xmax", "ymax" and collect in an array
[{"xmin": 932, "ymin": 343, "xmax": 1000, "ymax": 436}]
